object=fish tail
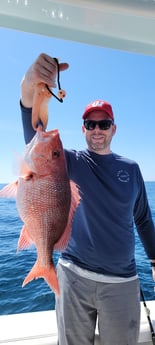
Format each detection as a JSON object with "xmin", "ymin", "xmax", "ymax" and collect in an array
[{"xmin": 22, "ymin": 261, "xmax": 60, "ymax": 295}]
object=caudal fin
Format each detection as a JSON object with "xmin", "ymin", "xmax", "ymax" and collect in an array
[{"xmin": 22, "ymin": 261, "xmax": 60, "ymax": 295}]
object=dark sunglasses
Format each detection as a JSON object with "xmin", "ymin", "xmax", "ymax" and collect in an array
[{"xmin": 83, "ymin": 119, "xmax": 114, "ymax": 131}]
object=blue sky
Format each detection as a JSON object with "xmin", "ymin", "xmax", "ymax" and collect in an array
[{"xmin": 0, "ymin": 27, "xmax": 155, "ymax": 183}]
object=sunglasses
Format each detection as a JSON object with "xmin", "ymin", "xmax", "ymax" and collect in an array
[{"xmin": 83, "ymin": 119, "xmax": 114, "ymax": 131}]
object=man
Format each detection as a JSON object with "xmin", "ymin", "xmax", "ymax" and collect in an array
[{"xmin": 20, "ymin": 53, "xmax": 155, "ymax": 345}]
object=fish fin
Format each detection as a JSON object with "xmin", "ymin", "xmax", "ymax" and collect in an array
[
  {"xmin": 0, "ymin": 181, "xmax": 18, "ymax": 198},
  {"xmin": 54, "ymin": 180, "xmax": 81, "ymax": 250},
  {"xmin": 17, "ymin": 225, "xmax": 34, "ymax": 251},
  {"xmin": 22, "ymin": 261, "xmax": 60, "ymax": 295}
]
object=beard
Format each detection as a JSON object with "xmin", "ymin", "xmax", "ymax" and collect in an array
[
  {"xmin": 87, "ymin": 139, "xmax": 107, "ymax": 152},
  {"xmin": 86, "ymin": 135, "xmax": 112, "ymax": 154}
]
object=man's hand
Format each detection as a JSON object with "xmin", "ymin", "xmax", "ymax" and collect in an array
[
  {"xmin": 152, "ymin": 267, "xmax": 155, "ymax": 288},
  {"xmin": 150, "ymin": 261, "xmax": 155, "ymax": 291},
  {"xmin": 20, "ymin": 53, "xmax": 69, "ymax": 108}
]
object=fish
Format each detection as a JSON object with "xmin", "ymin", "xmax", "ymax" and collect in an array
[{"xmin": 0, "ymin": 126, "xmax": 80, "ymax": 295}]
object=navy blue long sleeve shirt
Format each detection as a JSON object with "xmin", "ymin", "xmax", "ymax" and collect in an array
[{"xmin": 21, "ymin": 104, "xmax": 155, "ymax": 278}]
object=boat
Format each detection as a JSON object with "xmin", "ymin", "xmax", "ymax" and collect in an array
[
  {"xmin": 0, "ymin": 300, "xmax": 155, "ymax": 344},
  {"xmin": 0, "ymin": 1, "xmax": 155, "ymax": 344},
  {"xmin": 0, "ymin": 0, "xmax": 155, "ymax": 56}
]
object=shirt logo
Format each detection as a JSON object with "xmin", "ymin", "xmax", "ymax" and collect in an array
[{"xmin": 117, "ymin": 170, "xmax": 130, "ymax": 183}]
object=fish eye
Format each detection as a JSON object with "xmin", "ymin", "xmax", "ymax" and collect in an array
[
  {"xmin": 52, "ymin": 150, "xmax": 60, "ymax": 158},
  {"xmin": 24, "ymin": 173, "xmax": 34, "ymax": 181}
]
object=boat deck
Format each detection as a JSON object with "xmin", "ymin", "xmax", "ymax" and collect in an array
[{"xmin": 0, "ymin": 301, "xmax": 155, "ymax": 345}]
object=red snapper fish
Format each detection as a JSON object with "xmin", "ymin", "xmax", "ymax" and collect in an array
[{"xmin": 0, "ymin": 127, "xmax": 80, "ymax": 295}]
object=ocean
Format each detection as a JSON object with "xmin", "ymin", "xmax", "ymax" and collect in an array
[{"xmin": 0, "ymin": 182, "xmax": 155, "ymax": 315}]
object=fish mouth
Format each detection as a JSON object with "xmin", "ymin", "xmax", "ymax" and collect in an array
[
  {"xmin": 43, "ymin": 128, "xmax": 59, "ymax": 137},
  {"xmin": 37, "ymin": 126, "xmax": 59, "ymax": 140}
]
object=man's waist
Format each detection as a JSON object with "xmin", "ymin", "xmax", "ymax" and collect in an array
[{"xmin": 58, "ymin": 258, "xmax": 138, "ymax": 283}]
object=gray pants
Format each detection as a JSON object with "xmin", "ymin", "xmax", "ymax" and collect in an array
[{"xmin": 55, "ymin": 263, "xmax": 140, "ymax": 345}]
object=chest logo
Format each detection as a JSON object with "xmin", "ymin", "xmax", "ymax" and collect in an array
[{"xmin": 117, "ymin": 170, "xmax": 130, "ymax": 183}]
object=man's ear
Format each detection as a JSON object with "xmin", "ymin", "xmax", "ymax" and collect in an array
[
  {"xmin": 82, "ymin": 125, "xmax": 86, "ymax": 134},
  {"xmin": 112, "ymin": 124, "xmax": 117, "ymax": 136}
]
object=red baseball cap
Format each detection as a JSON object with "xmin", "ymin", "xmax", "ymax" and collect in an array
[{"xmin": 82, "ymin": 100, "xmax": 114, "ymax": 120}]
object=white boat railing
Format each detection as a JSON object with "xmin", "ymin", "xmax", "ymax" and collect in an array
[{"xmin": 0, "ymin": 301, "xmax": 155, "ymax": 345}]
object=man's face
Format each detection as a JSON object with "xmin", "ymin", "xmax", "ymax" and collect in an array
[{"xmin": 82, "ymin": 110, "xmax": 116, "ymax": 154}]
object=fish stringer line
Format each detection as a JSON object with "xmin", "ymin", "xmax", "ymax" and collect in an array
[{"xmin": 45, "ymin": 57, "xmax": 66, "ymax": 102}]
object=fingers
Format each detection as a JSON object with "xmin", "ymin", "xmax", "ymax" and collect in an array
[
  {"xmin": 32, "ymin": 53, "xmax": 69, "ymax": 88},
  {"xmin": 151, "ymin": 268, "xmax": 155, "ymax": 292},
  {"xmin": 21, "ymin": 53, "xmax": 69, "ymax": 108},
  {"xmin": 59, "ymin": 62, "xmax": 69, "ymax": 72},
  {"xmin": 152, "ymin": 268, "xmax": 155, "ymax": 281}
]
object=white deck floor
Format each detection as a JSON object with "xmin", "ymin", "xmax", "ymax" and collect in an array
[{"xmin": 0, "ymin": 301, "xmax": 155, "ymax": 345}]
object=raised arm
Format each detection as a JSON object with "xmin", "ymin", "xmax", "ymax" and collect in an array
[{"xmin": 20, "ymin": 53, "xmax": 69, "ymax": 143}]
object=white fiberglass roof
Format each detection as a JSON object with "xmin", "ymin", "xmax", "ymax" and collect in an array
[{"xmin": 0, "ymin": 0, "xmax": 155, "ymax": 56}]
